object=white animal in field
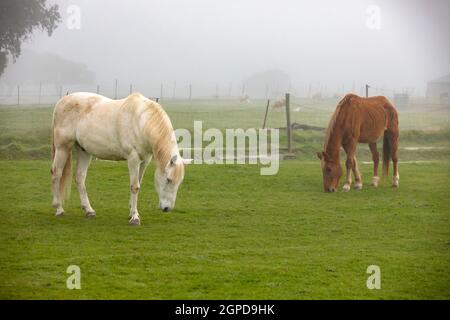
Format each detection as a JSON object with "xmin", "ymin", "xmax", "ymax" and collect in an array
[
  {"xmin": 272, "ymin": 98, "xmax": 286, "ymax": 109},
  {"xmin": 51, "ymin": 92, "xmax": 191, "ymax": 225},
  {"xmin": 239, "ymin": 95, "xmax": 251, "ymax": 103}
]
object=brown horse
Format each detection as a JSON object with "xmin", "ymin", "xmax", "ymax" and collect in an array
[{"xmin": 317, "ymin": 93, "xmax": 399, "ymax": 192}]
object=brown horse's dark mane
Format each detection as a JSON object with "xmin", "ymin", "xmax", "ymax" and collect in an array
[{"xmin": 324, "ymin": 93, "xmax": 358, "ymax": 152}]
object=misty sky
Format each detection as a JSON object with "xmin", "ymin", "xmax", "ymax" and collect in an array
[{"xmin": 6, "ymin": 0, "xmax": 450, "ymax": 95}]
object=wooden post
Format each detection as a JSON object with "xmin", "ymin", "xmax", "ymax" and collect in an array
[
  {"xmin": 17, "ymin": 85, "xmax": 20, "ymax": 106},
  {"xmin": 96, "ymin": 84, "xmax": 100, "ymax": 94},
  {"xmin": 129, "ymin": 83, "xmax": 133, "ymax": 95},
  {"xmin": 262, "ymin": 99, "xmax": 270, "ymax": 129},
  {"xmin": 189, "ymin": 83, "xmax": 192, "ymax": 100},
  {"xmin": 365, "ymin": 84, "xmax": 369, "ymax": 97},
  {"xmin": 38, "ymin": 81, "xmax": 42, "ymax": 105},
  {"xmin": 285, "ymin": 93, "xmax": 292, "ymax": 153},
  {"xmin": 114, "ymin": 79, "xmax": 118, "ymax": 99}
]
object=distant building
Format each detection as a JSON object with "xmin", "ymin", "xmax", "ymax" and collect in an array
[
  {"xmin": 426, "ymin": 74, "xmax": 450, "ymax": 99},
  {"xmin": 243, "ymin": 69, "xmax": 291, "ymax": 99}
]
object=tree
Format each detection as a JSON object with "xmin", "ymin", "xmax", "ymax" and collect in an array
[{"xmin": 0, "ymin": 0, "xmax": 61, "ymax": 76}]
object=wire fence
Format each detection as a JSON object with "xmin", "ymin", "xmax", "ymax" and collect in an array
[
  {"xmin": 0, "ymin": 83, "xmax": 449, "ymax": 133},
  {"xmin": 0, "ymin": 81, "xmax": 422, "ymax": 106}
]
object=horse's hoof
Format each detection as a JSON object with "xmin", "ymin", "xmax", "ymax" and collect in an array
[
  {"xmin": 55, "ymin": 211, "xmax": 64, "ymax": 217},
  {"xmin": 86, "ymin": 211, "xmax": 96, "ymax": 218},
  {"xmin": 342, "ymin": 185, "xmax": 351, "ymax": 192},
  {"xmin": 354, "ymin": 183, "xmax": 363, "ymax": 190},
  {"xmin": 129, "ymin": 218, "xmax": 140, "ymax": 226},
  {"xmin": 371, "ymin": 176, "xmax": 380, "ymax": 187},
  {"xmin": 392, "ymin": 177, "xmax": 399, "ymax": 188}
]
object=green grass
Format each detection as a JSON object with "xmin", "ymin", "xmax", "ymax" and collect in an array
[
  {"xmin": 0, "ymin": 160, "xmax": 449, "ymax": 299},
  {"xmin": 0, "ymin": 100, "xmax": 449, "ymax": 299}
]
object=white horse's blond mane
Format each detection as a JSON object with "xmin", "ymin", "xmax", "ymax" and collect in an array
[{"xmin": 122, "ymin": 93, "xmax": 184, "ymax": 180}]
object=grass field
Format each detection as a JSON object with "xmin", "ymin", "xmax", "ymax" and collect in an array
[
  {"xmin": 0, "ymin": 99, "xmax": 449, "ymax": 299},
  {"xmin": 0, "ymin": 160, "xmax": 449, "ymax": 299}
]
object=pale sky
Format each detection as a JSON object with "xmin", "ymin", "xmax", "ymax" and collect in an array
[{"xmin": 4, "ymin": 0, "xmax": 450, "ymax": 96}]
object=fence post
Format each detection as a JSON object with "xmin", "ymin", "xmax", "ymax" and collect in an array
[
  {"xmin": 366, "ymin": 84, "xmax": 369, "ymax": 97},
  {"xmin": 262, "ymin": 99, "xmax": 270, "ymax": 129},
  {"xmin": 285, "ymin": 93, "xmax": 292, "ymax": 153},
  {"xmin": 189, "ymin": 83, "xmax": 192, "ymax": 100},
  {"xmin": 129, "ymin": 83, "xmax": 133, "ymax": 95},
  {"xmin": 114, "ymin": 79, "xmax": 118, "ymax": 99},
  {"xmin": 96, "ymin": 84, "xmax": 100, "ymax": 94},
  {"xmin": 17, "ymin": 85, "xmax": 20, "ymax": 106}
]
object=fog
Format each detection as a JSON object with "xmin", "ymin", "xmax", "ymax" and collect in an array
[{"xmin": 2, "ymin": 0, "xmax": 450, "ymax": 97}]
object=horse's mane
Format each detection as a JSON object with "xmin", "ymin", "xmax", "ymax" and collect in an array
[
  {"xmin": 324, "ymin": 93, "xmax": 357, "ymax": 150},
  {"xmin": 121, "ymin": 94, "xmax": 183, "ymax": 178}
]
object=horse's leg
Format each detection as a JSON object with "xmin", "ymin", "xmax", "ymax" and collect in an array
[
  {"xmin": 138, "ymin": 156, "xmax": 152, "ymax": 184},
  {"xmin": 352, "ymin": 156, "xmax": 362, "ymax": 189},
  {"xmin": 128, "ymin": 153, "xmax": 142, "ymax": 225},
  {"xmin": 342, "ymin": 141, "xmax": 356, "ymax": 192},
  {"xmin": 369, "ymin": 142, "xmax": 380, "ymax": 187},
  {"xmin": 390, "ymin": 132, "xmax": 400, "ymax": 188},
  {"xmin": 75, "ymin": 145, "xmax": 95, "ymax": 217},
  {"xmin": 128, "ymin": 156, "xmax": 151, "ymax": 218},
  {"xmin": 51, "ymin": 147, "xmax": 70, "ymax": 216}
]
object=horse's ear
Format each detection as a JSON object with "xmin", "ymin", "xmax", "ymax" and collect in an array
[
  {"xmin": 316, "ymin": 152, "xmax": 323, "ymax": 160},
  {"xmin": 170, "ymin": 155, "xmax": 178, "ymax": 166},
  {"xmin": 182, "ymin": 158, "xmax": 193, "ymax": 165}
]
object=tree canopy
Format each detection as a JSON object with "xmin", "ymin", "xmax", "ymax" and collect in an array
[{"xmin": 0, "ymin": 0, "xmax": 61, "ymax": 76}]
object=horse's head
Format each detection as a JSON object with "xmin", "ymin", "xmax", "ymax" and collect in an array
[
  {"xmin": 154, "ymin": 155, "xmax": 191, "ymax": 212},
  {"xmin": 317, "ymin": 151, "xmax": 342, "ymax": 192}
]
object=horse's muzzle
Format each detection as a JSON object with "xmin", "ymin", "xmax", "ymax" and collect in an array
[{"xmin": 160, "ymin": 205, "xmax": 172, "ymax": 212}]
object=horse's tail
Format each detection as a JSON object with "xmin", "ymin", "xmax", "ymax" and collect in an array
[
  {"xmin": 51, "ymin": 103, "xmax": 72, "ymax": 202},
  {"xmin": 382, "ymin": 103, "xmax": 399, "ymax": 176},
  {"xmin": 382, "ymin": 132, "xmax": 391, "ymax": 176}
]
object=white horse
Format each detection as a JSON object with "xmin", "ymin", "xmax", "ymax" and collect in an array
[
  {"xmin": 51, "ymin": 92, "xmax": 190, "ymax": 225},
  {"xmin": 272, "ymin": 98, "xmax": 286, "ymax": 109},
  {"xmin": 239, "ymin": 95, "xmax": 251, "ymax": 103}
]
